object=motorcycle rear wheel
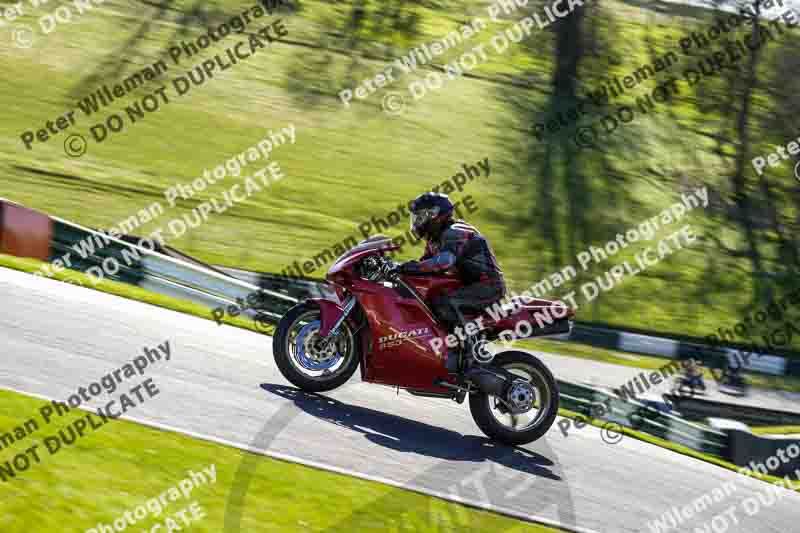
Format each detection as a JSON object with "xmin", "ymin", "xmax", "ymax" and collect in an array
[
  {"xmin": 469, "ymin": 351, "xmax": 559, "ymax": 445},
  {"xmin": 273, "ymin": 301, "xmax": 361, "ymax": 392}
]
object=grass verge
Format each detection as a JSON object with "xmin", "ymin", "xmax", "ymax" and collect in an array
[
  {"xmin": 0, "ymin": 389, "xmax": 564, "ymax": 533},
  {"xmin": 751, "ymin": 426, "xmax": 800, "ymax": 436}
]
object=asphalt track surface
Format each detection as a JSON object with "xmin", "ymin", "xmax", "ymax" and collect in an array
[{"xmin": 2, "ymin": 267, "xmax": 799, "ymax": 533}]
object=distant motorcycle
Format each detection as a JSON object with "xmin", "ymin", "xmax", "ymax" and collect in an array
[
  {"xmin": 716, "ymin": 369, "xmax": 750, "ymax": 397},
  {"xmin": 670, "ymin": 374, "xmax": 706, "ymax": 397},
  {"xmin": 273, "ymin": 236, "xmax": 574, "ymax": 445}
]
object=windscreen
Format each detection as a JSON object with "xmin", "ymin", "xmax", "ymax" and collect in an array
[{"xmin": 332, "ymin": 234, "xmax": 393, "ymax": 264}]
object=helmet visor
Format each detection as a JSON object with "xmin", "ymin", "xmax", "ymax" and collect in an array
[{"xmin": 410, "ymin": 207, "xmax": 439, "ymax": 238}]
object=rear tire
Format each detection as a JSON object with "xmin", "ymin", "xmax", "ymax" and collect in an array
[
  {"xmin": 273, "ymin": 301, "xmax": 361, "ymax": 392},
  {"xmin": 469, "ymin": 351, "xmax": 559, "ymax": 446}
]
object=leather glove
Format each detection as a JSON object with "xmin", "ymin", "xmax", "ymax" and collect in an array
[{"xmin": 384, "ymin": 264, "xmax": 402, "ymax": 280}]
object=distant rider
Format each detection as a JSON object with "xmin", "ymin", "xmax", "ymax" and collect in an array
[{"xmin": 684, "ymin": 358, "xmax": 705, "ymax": 389}]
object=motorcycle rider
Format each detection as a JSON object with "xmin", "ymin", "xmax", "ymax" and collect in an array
[
  {"xmin": 391, "ymin": 192, "xmax": 506, "ymax": 371},
  {"xmin": 683, "ymin": 358, "xmax": 705, "ymax": 390}
]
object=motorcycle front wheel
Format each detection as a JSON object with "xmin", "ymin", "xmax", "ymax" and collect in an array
[
  {"xmin": 469, "ymin": 351, "xmax": 559, "ymax": 445},
  {"xmin": 273, "ymin": 301, "xmax": 361, "ymax": 392}
]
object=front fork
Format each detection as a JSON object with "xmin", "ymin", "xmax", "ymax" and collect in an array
[{"xmin": 319, "ymin": 295, "xmax": 356, "ymax": 344}]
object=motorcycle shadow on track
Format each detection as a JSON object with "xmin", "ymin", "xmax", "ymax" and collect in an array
[{"xmin": 260, "ymin": 383, "xmax": 561, "ymax": 481}]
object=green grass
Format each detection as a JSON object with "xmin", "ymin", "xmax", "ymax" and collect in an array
[
  {"xmin": 521, "ymin": 338, "xmax": 676, "ymax": 369},
  {"xmin": 0, "ymin": 389, "xmax": 564, "ymax": 533},
  {"xmin": 1, "ymin": 0, "xmax": 798, "ymax": 347},
  {"xmin": 751, "ymin": 426, "xmax": 800, "ymax": 436}
]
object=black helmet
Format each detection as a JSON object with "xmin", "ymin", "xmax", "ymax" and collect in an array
[{"xmin": 409, "ymin": 192, "xmax": 454, "ymax": 239}]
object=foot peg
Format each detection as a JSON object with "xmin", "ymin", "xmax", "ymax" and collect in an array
[{"xmin": 454, "ymin": 389, "xmax": 467, "ymax": 404}]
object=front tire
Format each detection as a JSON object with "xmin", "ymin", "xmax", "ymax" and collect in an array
[
  {"xmin": 469, "ymin": 351, "xmax": 559, "ymax": 446},
  {"xmin": 273, "ymin": 301, "xmax": 360, "ymax": 392}
]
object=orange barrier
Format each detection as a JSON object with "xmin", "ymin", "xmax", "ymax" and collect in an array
[{"xmin": 0, "ymin": 200, "xmax": 53, "ymax": 260}]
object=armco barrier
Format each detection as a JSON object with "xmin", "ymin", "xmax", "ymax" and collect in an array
[
  {"xmin": 216, "ymin": 266, "xmax": 338, "ymax": 303},
  {"xmin": 668, "ymin": 395, "xmax": 800, "ymax": 427},
  {"xmin": 559, "ymin": 380, "xmax": 728, "ymax": 456},
  {"xmin": 725, "ymin": 429, "xmax": 800, "ymax": 476},
  {"xmin": 619, "ymin": 331, "xmax": 679, "ymax": 359},
  {"xmin": 50, "ymin": 219, "xmax": 146, "ymax": 286},
  {"xmin": 47, "ymin": 216, "xmax": 298, "ymax": 317},
  {"xmin": 568, "ymin": 324, "xmax": 620, "ymax": 351}
]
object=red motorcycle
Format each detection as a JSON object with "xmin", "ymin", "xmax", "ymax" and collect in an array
[{"xmin": 274, "ymin": 236, "xmax": 574, "ymax": 445}]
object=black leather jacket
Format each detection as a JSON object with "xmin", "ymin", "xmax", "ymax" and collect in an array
[{"xmin": 403, "ymin": 220, "xmax": 505, "ymax": 286}]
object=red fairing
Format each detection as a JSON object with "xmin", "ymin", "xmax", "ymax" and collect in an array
[
  {"xmin": 485, "ymin": 299, "xmax": 575, "ymax": 334},
  {"xmin": 314, "ymin": 298, "xmax": 346, "ymax": 337},
  {"xmin": 350, "ymin": 278, "xmax": 451, "ymax": 390}
]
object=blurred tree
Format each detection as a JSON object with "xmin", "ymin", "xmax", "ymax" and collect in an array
[
  {"xmin": 68, "ymin": 0, "xmax": 300, "ymax": 102},
  {"xmin": 495, "ymin": 1, "xmax": 630, "ymax": 289},
  {"xmin": 285, "ymin": 0, "xmax": 425, "ymax": 107},
  {"xmin": 684, "ymin": 0, "xmax": 799, "ymax": 303}
]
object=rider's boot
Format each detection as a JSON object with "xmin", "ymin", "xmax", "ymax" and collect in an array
[
  {"xmin": 446, "ymin": 332, "xmax": 475, "ymax": 374},
  {"xmin": 446, "ymin": 349, "xmax": 461, "ymax": 374}
]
